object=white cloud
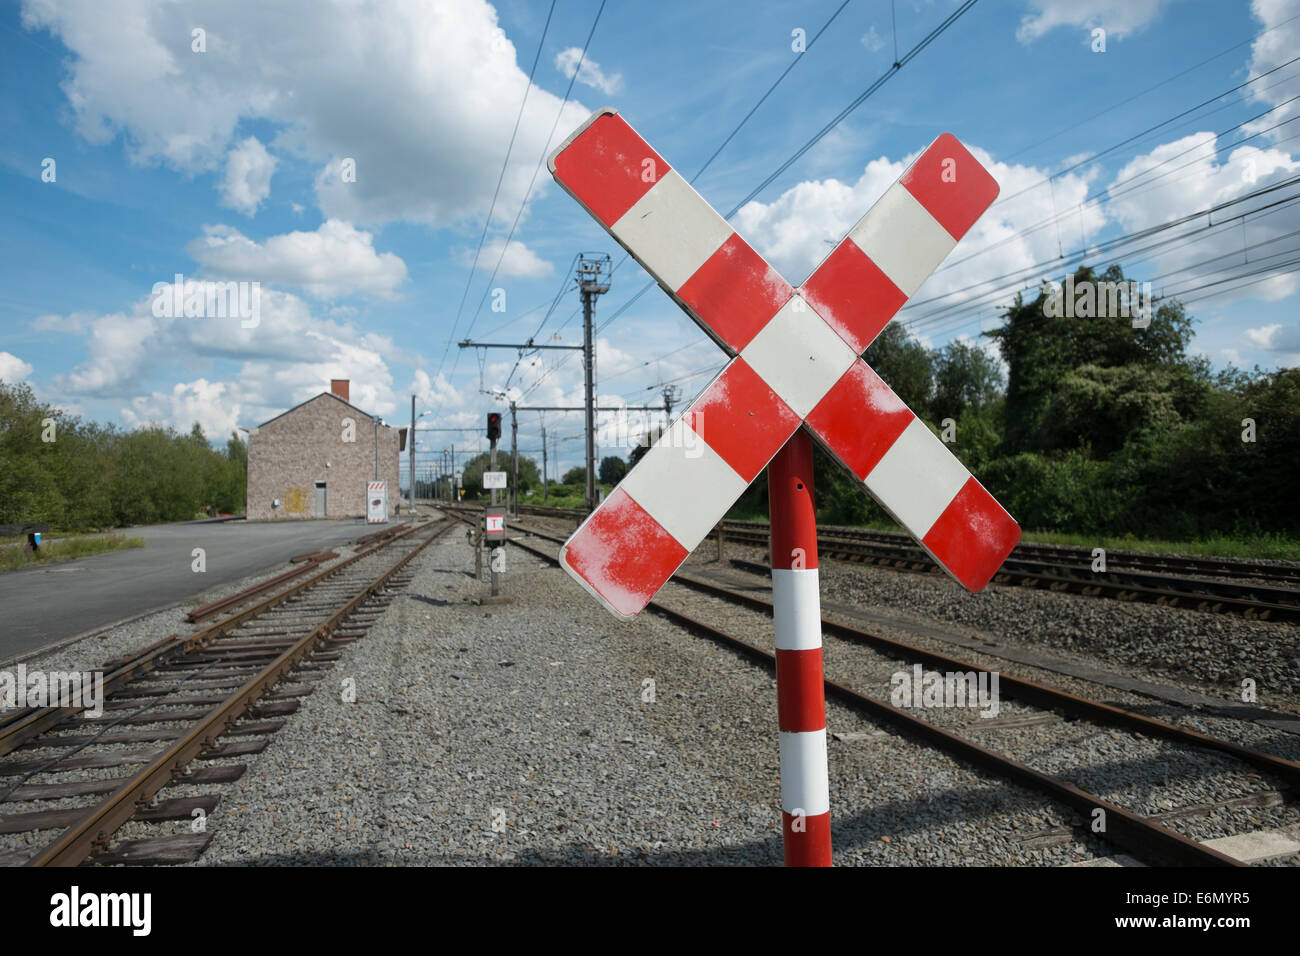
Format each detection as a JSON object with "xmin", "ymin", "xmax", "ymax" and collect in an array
[
  {"xmin": 29, "ymin": 313, "xmax": 92, "ymax": 333},
  {"xmin": 456, "ymin": 238, "xmax": 553, "ymax": 278},
  {"xmin": 187, "ymin": 220, "xmax": 408, "ymax": 298},
  {"xmin": 20, "ymin": 0, "xmax": 590, "ymax": 227},
  {"xmin": 1106, "ymin": 133, "xmax": 1300, "ymax": 302},
  {"xmin": 731, "ymin": 142, "xmax": 1104, "ymax": 299},
  {"xmin": 1246, "ymin": 323, "xmax": 1282, "ymax": 348},
  {"xmin": 121, "ymin": 378, "xmax": 241, "ymax": 438},
  {"xmin": 1016, "ymin": 0, "xmax": 1170, "ymax": 43},
  {"xmin": 860, "ymin": 26, "xmax": 886, "ymax": 54},
  {"xmin": 0, "ymin": 352, "xmax": 34, "ymax": 383},
  {"xmin": 554, "ymin": 47, "xmax": 622, "ymax": 95},
  {"xmin": 55, "ymin": 279, "xmax": 403, "ymax": 425},
  {"xmin": 220, "ymin": 136, "xmax": 277, "ymax": 215},
  {"xmin": 1245, "ymin": 0, "xmax": 1300, "ymax": 140}
]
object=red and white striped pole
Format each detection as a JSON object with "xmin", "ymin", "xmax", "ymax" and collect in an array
[{"xmin": 769, "ymin": 428, "xmax": 831, "ymax": 867}]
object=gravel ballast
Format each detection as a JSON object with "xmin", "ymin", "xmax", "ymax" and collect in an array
[{"xmin": 178, "ymin": 526, "xmax": 1111, "ymax": 866}]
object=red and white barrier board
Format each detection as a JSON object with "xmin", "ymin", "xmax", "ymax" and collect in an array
[
  {"xmin": 550, "ymin": 109, "xmax": 1019, "ymax": 618},
  {"xmin": 548, "ymin": 109, "xmax": 1020, "ymax": 867}
]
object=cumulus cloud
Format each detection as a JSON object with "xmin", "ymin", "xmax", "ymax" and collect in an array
[
  {"xmin": 30, "ymin": 313, "xmax": 92, "ymax": 333},
  {"xmin": 860, "ymin": 26, "xmax": 886, "ymax": 54},
  {"xmin": 55, "ymin": 278, "xmax": 402, "ymax": 426},
  {"xmin": 732, "ymin": 142, "xmax": 1103, "ymax": 298},
  {"xmin": 1244, "ymin": 0, "xmax": 1300, "ymax": 140},
  {"xmin": 220, "ymin": 136, "xmax": 277, "ymax": 215},
  {"xmin": 121, "ymin": 378, "xmax": 241, "ymax": 438},
  {"xmin": 554, "ymin": 47, "xmax": 622, "ymax": 95},
  {"xmin": 1106, "ymin": 132, "xmax": 1300, "ymax": 302},
  {"xmin": 1016, "ymin": 0, "xmax": 1170, "ymax": 43},
  {"xmin": 20, "ymin": 0, "xmax": 589, "ymax": 227},
  {"xmin": 0, "ymin": 352, "xmax": 34, "ymax": 383},
  {"xmin": 456, "ymin": 238, "xmax": 553, "ymax": 278},
  {"xmin": 187, "ymin": 220, "xmax": 408, "ymax": 298}
]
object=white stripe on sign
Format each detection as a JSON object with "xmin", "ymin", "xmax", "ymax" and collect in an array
[
  {"xmin": 865, "ymin": 417, "xmax": 971, "ymax": 539},
  {"xmin": 618, "ymin": 417, "xmax": 747, "ymax": 552},
  {"xmin": 739, "ymin": 296, "xmax": 858, "ymax": 418},
  {"xmin": 772, "ymin": 569, "xmax": 823, "ymax": 651},
  {"xmin": 848, "ymin": 181, "xmax": 956, "ymax": 298},
  {"xmin": 611, "ymin": 170, "xmax": 734, "ymax": 291},
  {"xmin": 779, "ymin": 729, "xmax": 830, "ymax": 815}
]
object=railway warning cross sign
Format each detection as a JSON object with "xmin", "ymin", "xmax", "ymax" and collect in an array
[
  {"xmin": 548, "ymin": 109, "xmax": 1021, "ymax": 618},
  {"xmin": 548, "ymin": 109, "xmax": 1021, "ymax": 868}
]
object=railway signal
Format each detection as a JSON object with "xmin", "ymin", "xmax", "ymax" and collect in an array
[
  {"xmin": 486, "ymin": 412, "xmax": 502, "ymax": 441},
  {"xmin": 548, "ymin": 108, "xmax": 1020, "ymax": 867}
]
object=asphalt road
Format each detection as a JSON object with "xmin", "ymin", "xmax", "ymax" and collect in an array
[{"xmin": 0, "ymin": 518, "xmax": 379, "ymax": 661}]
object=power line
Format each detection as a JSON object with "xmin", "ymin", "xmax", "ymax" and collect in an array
[
  {"xmin": 466, "ymin": 1, "xmax": 609, "ymax": 345},
  {"xmin": 592, "ymin": 0, "xmax": 983, "ymax": 340},
  {"xmin": 723, "ymin": 0, "xmax": 981, "ymax": 218},
  {"xmin": 441, "ymin": 1, "xmax": 557, "ymax": 375}
]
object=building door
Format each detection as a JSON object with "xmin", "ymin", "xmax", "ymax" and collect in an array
[{"xmin": 314, "ymin": 482, "xmax": 327, "ymax": 517}]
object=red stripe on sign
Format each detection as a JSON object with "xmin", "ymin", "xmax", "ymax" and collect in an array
[
  {"xmin": 769, "ymin": 431, "xmax": 818, "ymax": 570},
  {"xmin": 684, "ymin": 359, "xmax": 800, "ymax": 483},
  {"xmin": 781, "ymin": 811, "xmax": 832, "ymax": 867},
  {"xmin": 900, "ymin": 133, "xmax": 1000, "ymax": 241},
  {"xmin": 922, "ymin": 477, "xmax": 1021, "ymax": 591},
  {"xmin": 552, "ymin": 113, "xmax": 669, "ymax": 227},
  {"xmin": 677, "ymin": 233, "xmax": 793, "ymax": 352},
  {"xmin": 805, "ymin": 362, "xmax": 914, "ymax": 480},
  {"xmin": 563, "ymin": 488, "xmax": 688, "ymax": 616},
  {"xmin": 776, "ymin": 648, "xmax": 826, "ymax": 732},
  {"xmin": 801, "ymin": 240, "xmax": 908, "ymax": 355}
]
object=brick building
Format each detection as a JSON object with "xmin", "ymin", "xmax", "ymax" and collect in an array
[{"xmin": 245, "ymin": 380, "xmax": 401, "ymax": 520}]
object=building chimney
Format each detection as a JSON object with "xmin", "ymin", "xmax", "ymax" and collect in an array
[{"xmin": 330, "ymin": 379, "xmax": 350, "ymax": 403}]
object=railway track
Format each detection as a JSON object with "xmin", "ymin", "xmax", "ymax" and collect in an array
[
  {"xmin": 0, "ymin": 516, "xmax": 451, "ymax": 867},
  {"xmin": 454, "ymin": 503, "xmax": 1300, "ymax": 623},
  {"xmin": 473, "ymin": 514, "xmax": 1300, "ymax": 867}
]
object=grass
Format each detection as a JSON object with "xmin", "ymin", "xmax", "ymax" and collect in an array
[
  {"xmin": 498, "ymin": 491, "xmax": 1300, "ymax": 563},
  {"xmin": 0, "ymin": 532, "xmax": 145, "ymax": 573},
  {"xmin": 723, "ymin": 507, "xmax": 1300, "ymax": 561},
  {"xmin": 1014, "ymin": 529, "xmax": 1300, "ymax": 562}
]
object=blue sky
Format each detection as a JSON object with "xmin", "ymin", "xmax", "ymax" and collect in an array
[{"xmin": 2, "ymin": 0, "xmax": 1299, "ymax": 485}]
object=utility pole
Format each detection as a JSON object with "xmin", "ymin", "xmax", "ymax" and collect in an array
[
  {"xmin": 409, "ymin": 395, "xmax": 416, "ymax": 515},
  {"xmin": 578, "ymin": 254, "xmax": 610, "ymax": 510},
  {"xmin": 541, "ymin": 424, "xmax": 548, "ymax": 503},
  {"xmin": 456, "ymin": 251, "xmax": 611, "ymax": 513},
  {"xmin": 510, "ymin": 401, "xmax": 519, "ymax": 517}
]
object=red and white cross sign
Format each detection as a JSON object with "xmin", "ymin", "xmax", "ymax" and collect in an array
[{"xmin": 548, "ymin": 109, "xmax": 1021, "ymax": 619}]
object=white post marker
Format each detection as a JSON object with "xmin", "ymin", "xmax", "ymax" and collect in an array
[
  {"xmin": 547, "ymin": 109, "xmax": 1021, "ymax": 866},
  {"xmin": 366, "ymin": 481, "xmax": 387, "ymax": 524}
]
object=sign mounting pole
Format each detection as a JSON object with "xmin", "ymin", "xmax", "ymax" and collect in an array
[{"xmin": 769, "ymin": 429, "xmax": 831, "ymax": 866}]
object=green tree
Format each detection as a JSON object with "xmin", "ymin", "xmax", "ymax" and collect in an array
[
  {"xmin": 931, "ymin": 340, "xmax": 1004, "ymax": 424},
  {"xmin": 598, "ymin": 455, "xmax": 627, "ymax": 485},
  {"xmin": 987, "ymin": 263, "xmax": 1196, "ymax": 453},
  {"xmin": 863, "ymin": 323, "xmax": 934, "ymax": 418}
]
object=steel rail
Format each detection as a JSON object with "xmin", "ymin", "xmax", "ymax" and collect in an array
[
  {"xmin": 25, "ymin": 518, "xmax": 451, "ymax": 867},
  {"xmin": 477, "ymin": 519, "xmax": 1283, "ymax": 866},
  {"xmin": 715, "ymin": 526, "xmax": 1300, "ymax": 623},
  {"xmin": 0, "ymin": 520, "xmax": 429, "ymax": 757}
]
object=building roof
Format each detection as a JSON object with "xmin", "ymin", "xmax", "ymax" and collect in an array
[{"xmin": 253, "ymin": 390, "xmax": 387, "ymax": 431}]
